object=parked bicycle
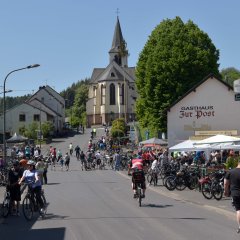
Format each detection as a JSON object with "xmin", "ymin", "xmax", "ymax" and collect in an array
[{"xmin": 1, "ymin": 185, "xmax": 11, "ymax": 218}]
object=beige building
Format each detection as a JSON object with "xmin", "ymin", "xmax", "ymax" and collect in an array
[{"xmin": 86, "ymin": 17, "xmax": 137, "ymax": 127}]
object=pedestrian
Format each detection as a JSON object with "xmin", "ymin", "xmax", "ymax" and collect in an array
[
  {"xmin": 43, "ymin": 159, "xmax": 48, "ymax": 184},
  {"xmin": 8, "ymin": 160, "xmax": 23, "ymax": 216},
  {"xmin": 64, "ymin": 152, "xmax": 70, "ymax": 171},
  {"xmin": 79, "ymin": 150, "xmax": 86, "ymax": 170},
  {"xmin": 35, "ymin": 157, "xmax": 45, "ymax": 185},
  {"xmin": 224, "ymin": 158, "xmax": 240, "ymax": 233},
  {"xmin": 57, "ymin": 149, "xmax": 63, "ymax": 162},
  {"xmin": 114, "ymin": 151, "xmax": 121, "ymax": 171},
  {"xmin": 75, "ymin": 145, "xmax": 81, "ymax": 160},
  {"xmin": 59, "ymin": 156, "xmax": 64, "ymax": 171}
]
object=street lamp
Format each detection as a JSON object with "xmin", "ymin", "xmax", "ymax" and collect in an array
[{"xmin": 3, "ymin": 64, "xmax": 40, "ymax": 162}]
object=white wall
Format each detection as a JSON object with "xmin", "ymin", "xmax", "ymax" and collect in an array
[
  {"xmin": 0, "ymin": 103, "xmax": 47, "ymax": 136},
  {"xmin": 167, "ymin": 77, "xmax": 240, "ymax": 147}
]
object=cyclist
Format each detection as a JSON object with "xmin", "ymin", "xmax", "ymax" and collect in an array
[
  {"xmin": 18, "ymin": 160, "xmax": 45, "ymax": 213},
  {"xmin": 130, "ymin": 157, "xmax": 146, "ymax": 198}
]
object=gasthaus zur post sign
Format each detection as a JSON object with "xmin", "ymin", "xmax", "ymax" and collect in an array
[{"xmin": 234, "ymin": 79, "xmax": 240, "ymax": 101}]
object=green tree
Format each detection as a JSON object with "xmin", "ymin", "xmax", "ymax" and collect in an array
[
  {"xmin": 135, "ymin": 16, "xmax": 220, "ymax": 132},
  {"xmin": 72, "ymin": 84, "xmax": 89, "ymax": 127},
  {"xmin": 25, "ymin": 122, "xmax": 38, "ymax": 139},
  {"xmin": 41, "ymin": 121, "xmax": 54, "ymax": 138},
  {"xmin": 111, "ymin": 118, "xmax": 126, "ymax": 138},
  {"xmin": 221, "ymin": 67, "xmax": 240, "ymax": 87}
]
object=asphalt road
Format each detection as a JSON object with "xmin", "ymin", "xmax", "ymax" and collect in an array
[{"xmin": 0, "ymin": 127, "xmax": 239, "ymax": 240}]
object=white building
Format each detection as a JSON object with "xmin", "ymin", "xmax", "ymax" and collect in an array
[
  {"xmin": 167, "ymin": 74, "xmax": 240, "ymax": 147},
  {"xmin": 0, "ymin": 85, "xmax": 65, "ymax": 138},
  {"xmin": 27, "ymin": 85, "xmax": 65, "ymax": 133}
]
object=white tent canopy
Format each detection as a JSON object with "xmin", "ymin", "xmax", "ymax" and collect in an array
[
  {"xmin": 193, "ymin": 134, "xmax": 240, "ymax": 145},
  {"xmin": 169, "ymin": 140, "xmax": 211, "ymax": 152}
]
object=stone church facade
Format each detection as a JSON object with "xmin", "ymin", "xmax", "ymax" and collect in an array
[{"xmin": 86, "ymin": 17, "xmax": 137, "ymax": 127}]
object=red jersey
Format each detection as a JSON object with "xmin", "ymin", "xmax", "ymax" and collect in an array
[{"xmin": 131, "ymin": 158, "xmax": 144, "ymax": 170}]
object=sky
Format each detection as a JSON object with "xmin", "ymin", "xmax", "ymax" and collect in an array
[{"xmin": 1, "ymin": 0, "xmax": 239, "ymax": 97}]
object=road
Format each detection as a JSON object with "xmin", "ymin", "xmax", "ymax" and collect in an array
[{"xmin": 0, "ymin": 127, "xmax": 239, "ymax": 240}]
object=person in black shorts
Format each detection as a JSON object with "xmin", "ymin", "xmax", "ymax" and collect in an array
[
  {"xmin": 8, "ymin": 160, "xmax": 23, "ymax": 216},
  {"xmin": 224, "ymin": 158, "xmax": 240, "ymax": 233}
]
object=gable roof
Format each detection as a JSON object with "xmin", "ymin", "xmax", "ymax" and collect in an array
[
  {"xmin": 89, "ymin": 61, "xmax": 135, "ymax": 84},
  {"xmin": 27, "ymin": 85, "xmax": 64, "ymax": 106},
  {"xmin": 168, "ymin": 73, "xmax": 233, "ymax": 111}
]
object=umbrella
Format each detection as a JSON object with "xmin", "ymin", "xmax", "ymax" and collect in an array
[
  {"xmin": 139, "ymin": 137, "xmax": 168, "ymax": 146},
  {"xmin": 6, "ymin": 133, "xmax": 28, "ymax": 143},
  {"xmin": 193, "ymin": 135, "xmax": 240, "ymax": 145}
]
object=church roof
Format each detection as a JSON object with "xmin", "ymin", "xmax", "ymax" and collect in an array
[
  {"xmin": 90, "ymin": 61, "xmax": 135, "ymax": 84},
  {"xmin": 109, "ymin": 17, "xmax": 124, "ymax": 53}
]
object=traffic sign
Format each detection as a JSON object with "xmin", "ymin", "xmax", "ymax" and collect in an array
[
  {"xmin": 235, "ymin": 93, "xmax": 240, "ymax": 101},
  {"xmin": 234, "ymin": 79, "xmax": 240, "ymax": 93}
]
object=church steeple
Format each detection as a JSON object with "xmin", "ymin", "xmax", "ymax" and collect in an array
[{"xmin": 109, "ymin": 17, "xmax": 128, "ymax": 67}]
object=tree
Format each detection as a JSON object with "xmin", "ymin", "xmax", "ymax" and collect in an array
[
  {"xmin": 41, "ymin": 121, "xmax": 54, "ymax": 138},
  {"xmin": 221, "ymin": 67, "xmax": 240, "ymax": 87},
  {"xmin": 25, "ymin": 122, "xmax": 38, "ymax": 139},
  {"xmin": 135, "ymin": 16, "xmax": 220, "ymax": 132},
  {"xmin": 72, "ymin": 84, "xmax": 89, "ymax": 127}
]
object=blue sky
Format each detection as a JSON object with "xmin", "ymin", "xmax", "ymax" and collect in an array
[{"xmin": 1, "ymin": 0, "xmax": 239, "ymax": 97}]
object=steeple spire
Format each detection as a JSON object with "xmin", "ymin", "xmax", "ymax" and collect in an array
[{"xmin": 109, "ymin": 17, "xmax": 128, "ymax": 67}]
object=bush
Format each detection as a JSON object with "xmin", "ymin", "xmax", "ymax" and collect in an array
[{"xmin": 111, "ymin": 129, "xmax": 124, "ymax": 138}]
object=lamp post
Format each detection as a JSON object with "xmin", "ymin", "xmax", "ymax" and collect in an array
[{"xmin": 3, "ymin": 64, "xmax": 40, "ymax": 162}]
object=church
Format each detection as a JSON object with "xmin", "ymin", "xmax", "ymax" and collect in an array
[{"xmin": 86, "ymin": 17, "xmax": 137, "ymax": 127}]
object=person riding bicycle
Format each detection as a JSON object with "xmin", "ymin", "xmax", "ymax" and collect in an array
[
  {"xmin": 18, "ymin": 160, "xmax": 45, "ymax": 213},
  {"xmin": 130, "ymin": 157, "xmax": 146, "ymax": 198}
]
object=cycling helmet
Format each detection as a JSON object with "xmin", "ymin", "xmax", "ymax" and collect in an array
[{"xmin": 27, "ymin": 160, "xmax": 35, "ymax": 165}]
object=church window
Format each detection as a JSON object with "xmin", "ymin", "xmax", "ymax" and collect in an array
[
  {"xmin": 111, "ymin": 72, "xmax": 115, "ymax": 77},
  {"xmin": 121, "ymin": 84, "xmax": 125, "ymax": 105},
  {"xmin": 101, "ymin": 84, "xmax": 105, "ymax": 105},
  {"xmin": 110, "ymin": 83, "xmax": 116, "ymax": 105}
]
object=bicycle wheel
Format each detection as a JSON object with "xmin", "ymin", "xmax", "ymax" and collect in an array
[
  {"xmin": 1, "ymin": 193, "xmax": 10, "ymax": 218},
  {"xmin": 164, "ymin": 176, "xmax": 176, "ymax": 191},
  {"xmin": 201, "ymin": 182, "xmax": 213, "ymax": 199},
  {"xmin": 188, "ymin": 176, "xmax": 199, "ymax": 190},
  {"xmin": 212, "ymin": 183, "xmax": 223, "ymax": 201},
  {"xmin": 39, "ymin": 192, "xmax": 47, "ymax": 217},
  {"xmin": 22, "ymin": 196, "xmax": 34, "ymax": 221},
  {"xmin": 176, "ymin": 177, "xmax": 187, "ymax": 191},
  {"xmin": 138, "ymin": 188, "xmax": 142, "ymax": 207}
]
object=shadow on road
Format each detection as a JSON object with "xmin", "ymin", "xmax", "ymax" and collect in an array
[
  {"xmin": 46, "ymin": 183, "xmax": 61, "ymax": 185},
  {"xmin": 1, "ymin": 213, "xmax": 66, "ymax": 240},
  {"xmin": 143, "ymin": 203, "xmax": 173, "ymax": 208},
  {"xmin": 168, "ymin": 217, "xmax": 206, "ymax": 220}
]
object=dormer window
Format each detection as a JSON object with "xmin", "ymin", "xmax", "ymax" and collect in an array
[{"xmin": 111, "ymin": 72, "xmax": 115, "ymax": 77}]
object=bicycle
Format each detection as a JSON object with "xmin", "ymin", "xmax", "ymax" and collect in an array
[
  {"xmin": 132, "ymin": 170, "xmax": 145, "ymax": 207},
  {"xmin": 1, "ymin": 185, "xmax": 11, "ymax": 218},
  {"xmin": 22, "ymin": 182, "xmax": 47, "ymax": 221},
  {"xmin": 135, "ymin": 182, "xmax": 142, "ymax": 207}
]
